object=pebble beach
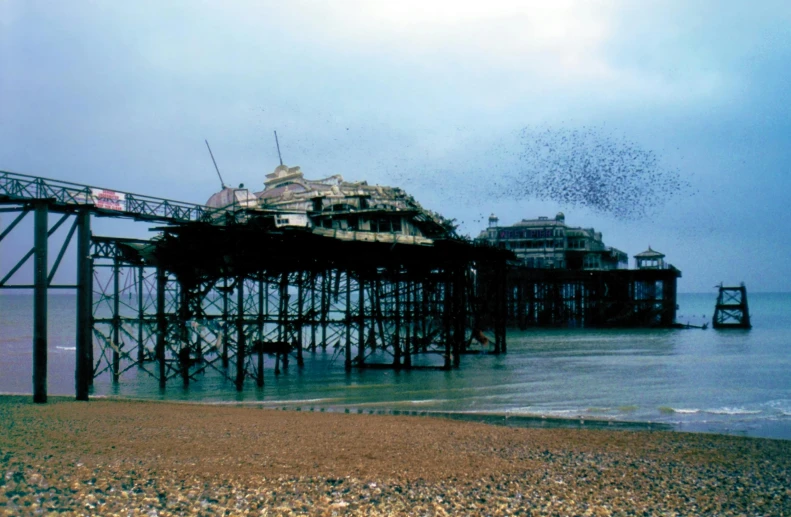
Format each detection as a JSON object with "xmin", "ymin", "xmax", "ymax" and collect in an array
[{"xmin": 1, "ymin": 395, "xmax": 790, "ymax": 516}]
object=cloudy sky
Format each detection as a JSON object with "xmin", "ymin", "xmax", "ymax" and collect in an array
[{"xmin": 1, "ymin": 1, "xmax": 789, "ymax": 292}]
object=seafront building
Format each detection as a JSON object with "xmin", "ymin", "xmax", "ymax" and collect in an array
[{"xmin": 476, "ymin": 213, "xmax": 628, "ymax": 270}]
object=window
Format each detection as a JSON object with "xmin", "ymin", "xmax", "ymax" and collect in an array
[{"xmin": 370, "ymin": 218, "xmax": 402, "ymax": 233}]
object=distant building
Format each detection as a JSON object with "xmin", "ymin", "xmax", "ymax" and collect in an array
[{"xmin": 476, "ymin": 212, "xmax": 628, "ymax": 270}]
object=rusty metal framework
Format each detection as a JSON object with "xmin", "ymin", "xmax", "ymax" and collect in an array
[
  {"xmin": 0, "ymin": 170, "xmax": 510, "ymax": 403},
  {"xmin": 89, "ymin": 229, "xmax": 509, "ymax": 392},
  {"xmin": 500, "ymin": 268, "xmax": 680, "ymax": 328},
  {"xmin": 0, "ymin": 169, "xmax": 215, "ymax": 223},
  {"xmin": 712, "ymin": 283, "xmax": 751, "ymax": 329}
]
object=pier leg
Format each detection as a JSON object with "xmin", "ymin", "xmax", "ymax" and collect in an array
[
  {"xmin": 236, "ymin": 276, "xmax": 245, "ymax": 391},
  {"xmin": 257, "ymin": 277, "xmax": 264, "ymax": 388},
  {"xmin": 310, "ymin": 273, "xmax": 317, "ymax": 352},
  {"xmin": 321, "ymin": 270, "xmax": 328, "ymax": 349},
  {"xmin": 33, "ymin": 203, "xmax": 48, "ymax": 403},
  {"xmin": 75, "ymin": 210, "xmax": 92, "ymax": 401},
  {"xmin": 443, "ymin": 277, "xmax": 452, "ymax": 370},
  {"xmin": 345, "ymin": 270, "xmax": 352, "ymax": 371},
  {"xmin": 279, "ymin": 273, "xmax": 289, "ymax": 369},
  {"xmin": 497, "ymin": 263, "xmax": 507, "ymax": 354},
  {"xmin": 296, "ymin": 272, "xmax": 304, "ymax": 367},
  {"xmin": 257, "ymin": 346, "xmax": 264, "ymax": 388},
  {"xmin": 178, "ymin": 289, "xmax": 190, "ymax": 388},
  {"xmin": 421, "ymin": 280, "xmax": 429, "ymax": 353},
  {"xmin": 137, "ymin": 266, "xmax": 145, "ymax": 365},
  {"xmin": 222, "ymin": 277, "xmax": 229, "ymax": 368},
  {"xmin": 156, "ymin": 268, "xmax": 167, "ymax": 389},
  {"xmin": 404, "ymin": 280, "xmax": 412, "ymax": 369},
  {"xmin": 453, "ymin": 269, "xmax": 463, "ymax": 368},
  {"xmin": 112, "ymin": 257, "xmax": 121, "ymax": 384},
  {"xmin": 393, "ymin": 278, "xmax": 401, "ymax": 367},
  {"xmin": 357, "ymin": 275, "xmax": 365, "ymax": 366}
]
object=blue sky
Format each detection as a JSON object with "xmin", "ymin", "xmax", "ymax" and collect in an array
[{"xmin": 1, "ymin": 1, "xmax": 789, "ymax": 292}]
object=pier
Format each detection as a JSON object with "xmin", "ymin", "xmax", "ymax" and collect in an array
[
  {"xmin": 1, "ymin": 168, "xmax": 685, "ymax": 404},
  {"xmin": 500, "ymin": 267, "xmax": 681, "ymax": 328},
  {"xmin": 0, "ymin": 170, "xmax": 509, "ymax": 402}
]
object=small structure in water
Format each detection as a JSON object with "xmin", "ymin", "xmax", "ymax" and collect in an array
[{"xmin": 713, "ymin": 283, "xmax": 752, "ymax": 329}]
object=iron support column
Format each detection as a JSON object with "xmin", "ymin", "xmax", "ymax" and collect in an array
[
  {"xmin": 345, "ymin": 270, "xmax": 352, "ymax": 371},
  {"xmin": 33, "ymin": 202, "xmax": 48, "ymax": 403},
  {"xmin": 75, "ymin": 210, "xmax": 92, "ymax": 401},
  {"xmin": 257, "ymin": 277, "xmax": 264, "ymax": 388},
  {"xmin": 296, "ymin": 272, "xmax": 304, "ymax": 367},
  {"xmin": 453, "ymin": 269, "xmax": 462, "ymax": 368},
  {"xmin": 393, "ymin": 279, "xmax": 401, "ymax": 367},
  {"xmin": 137, "ymin": 266, "xmax": 145, "ymax": 364},
  {"xmin": 443, "ymin": 277, "xmax": 452, "ymax": 370},
  {"xmin": 279, "ymin": 273, "xmax": 289, "ymax": 369},
  {"xmin": 236, "ymin": 277, "xmax": 246, "ymax": 391},
  {"xmin": 222, "ymin": 277, "xmax": 229, "ymax": 368},
  {"xmin": 357, "ymin": 275, "xmax": 365, "ymax": 365},
  {"xmin": 156, "ymin": 268, "xmax": 167, "ymax": 389},
  {"xmin": 112, "ymin": 257, "xmax": 121, "ymax": 383},
  {"xmin": 404, "ymin": 280, "xmax": 412, "ymax": 368}
]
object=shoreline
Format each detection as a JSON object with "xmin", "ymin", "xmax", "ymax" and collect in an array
[
  {"xmin": 2, "ymin": 391, "xmax": 780, "ymax": 440},
  {"xmin": 2, "ymin": 395, "xmax": 791, "ymax": 515}
]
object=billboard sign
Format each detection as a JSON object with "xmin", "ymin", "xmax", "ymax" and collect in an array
[{"xmin": 91, "ymin": 189, "xmax": 126, "ymax": 211}]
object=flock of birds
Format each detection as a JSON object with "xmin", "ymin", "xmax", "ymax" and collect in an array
[
  {"xmin": 497, "ymin": 126, "xmax": 687, "ymax": 219},
  {"xmin": 250, "ymin": 109, "xmax": 689, "ymax": 223}
]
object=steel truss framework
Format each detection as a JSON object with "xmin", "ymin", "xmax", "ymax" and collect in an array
[
  {"xmin": 90, "ymin": 233, "xmax": 508, "ymax": 393},
  {"xmin": 712, "ymin": 284, "xmax": 751, "ymax": 329},
  {"xmin": 1, "ymin": 176, "xmax": 509, "ymax": 403},
  {"xmin": 0, "ymin": 202, "xmax": 92, "ymax": 402}
]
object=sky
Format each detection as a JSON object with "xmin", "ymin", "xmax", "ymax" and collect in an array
[{"xmin": 1, "ymin": 0, "xmax": 790, "ymax": 292}]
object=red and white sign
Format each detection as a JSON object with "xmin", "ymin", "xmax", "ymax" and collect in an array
[{"xmin": 91, "ymin": 188, "xmax": 126, "ymax": 211}]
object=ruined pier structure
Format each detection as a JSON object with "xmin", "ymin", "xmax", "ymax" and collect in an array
[
  {"xmin": 0, "ymin": 170, "xmax": 508, "ymax": 402},
  {"xmin": 478, "ymin": 215, "xmax": 681, "ymax": 328}
]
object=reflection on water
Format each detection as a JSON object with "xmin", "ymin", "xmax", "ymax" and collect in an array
[{"xmin": 1, "ymin": 293, "xmax": 790, "ymax": 439}]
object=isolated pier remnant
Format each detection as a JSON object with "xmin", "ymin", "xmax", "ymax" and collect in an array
[{"xmin": 713, "ymin": 283, "xmax": 752, "ymax": 329}]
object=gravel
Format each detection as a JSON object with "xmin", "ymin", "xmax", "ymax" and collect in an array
[{"xmin": 1, "ymin": 395, "xmax": 789, "ymax": 516}]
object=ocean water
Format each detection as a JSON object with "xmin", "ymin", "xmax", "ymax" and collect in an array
[{"xmin": 1, "ymin": 292, "xmax": 790, "ymax": 440}]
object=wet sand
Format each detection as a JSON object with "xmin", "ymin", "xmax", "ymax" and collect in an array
[{"xmin": 1, "ymin": 395, "xmax": 789, "ymax": 516}]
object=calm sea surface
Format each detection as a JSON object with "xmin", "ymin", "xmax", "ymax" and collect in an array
[{"xmin": 1, "ymin": 292, "xmax": 790, "ymax": 440}]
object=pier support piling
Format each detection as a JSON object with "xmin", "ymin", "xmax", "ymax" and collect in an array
[{"xmin": 75, "ymin": 210, "xmax": 92, "ymax": 401}]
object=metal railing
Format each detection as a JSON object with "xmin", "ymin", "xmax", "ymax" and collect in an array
[{"xmin": 0, "ymin": 170, "xmax": 222, "ymax": 224}]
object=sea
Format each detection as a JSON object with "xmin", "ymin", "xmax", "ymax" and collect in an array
[{"xmin": 1, "ymin": 292, "xmax": 790, "ymax": 440}]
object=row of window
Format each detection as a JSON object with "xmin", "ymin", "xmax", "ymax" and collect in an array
[
  {"xmin": 494, "ymin": 239, "xmax": 591, "ymax": 251},
  {"xmin": 497, "ymin": 228, "xmax": 563, "ymax": 239},
  {"xmin": 318, "ymin": 217, "xmax": 403, "ymax": 233},
  {"xmin": 523, "ymin": 257, "xmax": 565, "ymax": 269},
  {"xmin": 498, "ymin": 240, "xmax": 565, "ymax": 250}
]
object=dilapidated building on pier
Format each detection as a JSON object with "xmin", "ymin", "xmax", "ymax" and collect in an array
[
  {"xmin": 476, "ymin": 214, "xmax": 680, "ymax": 328},
  {"xmin": 477, "ymin": 212, "xmax": 628, "ymax": 270}
]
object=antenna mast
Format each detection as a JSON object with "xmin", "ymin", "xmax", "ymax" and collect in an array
[
  {"xmin": 274, "ymin": 130, "xmax": 284, "ymax": 166},
  {"xmin": 204, "ymin": 139, "xmax": 226, "ymax": 189}
]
